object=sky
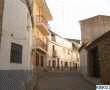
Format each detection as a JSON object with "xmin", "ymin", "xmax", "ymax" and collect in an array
[{"xmin": 46, "ymin": 0, "xmax": 110, "ymax": 40}]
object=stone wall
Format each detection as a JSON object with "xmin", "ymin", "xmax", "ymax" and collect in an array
[
  {"xmin": 97, "ymin": 32, "xmax": 110, "ymax": 84},
  {"xmin": 80, "ymin": 15, "xmax": 110, "ymax": 83},
  {"xmin": 86, "ymin": 31, "xmax": 110, "ymax": 84},
  {"xmin": 0, "ymin": 70, "xmax": 32, "ymax": 90},
  {"xmin": 80, "ymin": 15, "xmax": 110, "ymax": 43}
]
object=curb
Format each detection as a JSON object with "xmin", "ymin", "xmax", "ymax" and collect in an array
[
  {"xmin": 81, "ymin": 74, "xmax": 102, "ymax": 86},
  {"xmin": 79, "ymin": 73, "xmax": 100, "ymax": 86}
]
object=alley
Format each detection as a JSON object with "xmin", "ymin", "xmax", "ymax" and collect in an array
[{"xmin": 37, "ymin": 71, "xmax": 96, "ymax": 90}]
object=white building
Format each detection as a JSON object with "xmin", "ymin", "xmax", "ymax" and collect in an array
[
  {"xmin": 47, "ymin": 30, "xmax": 80, "ymax": 71},
  {"xmin": 0, "ymin": 0, "xmax": 32, "ymax": 89}
]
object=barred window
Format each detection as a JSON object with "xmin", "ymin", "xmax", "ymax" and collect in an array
[{"xmin": 10, "ymin": 43, "xmax": 22, "ymax": 64}]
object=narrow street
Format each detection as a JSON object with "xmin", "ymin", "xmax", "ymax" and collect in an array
[
  {"xmin": 37, "ymin": 71, "xmax": 96, "ymax": 90},
  {"xmin": 1, "ymin": 1, "xmax": 110, "ymax": 90}
]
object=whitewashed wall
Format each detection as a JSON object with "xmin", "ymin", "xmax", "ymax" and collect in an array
[
  {"xmin": 0, "ymin": 0, "xmax": 32, "ymax": 70},
  {"xmin": 79, "ymin": 49, "xmax": 88, "ymax": 75}
]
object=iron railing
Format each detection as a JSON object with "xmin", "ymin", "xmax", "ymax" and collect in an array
[
  {"xmin": 36, "ymin": 15, "xmax": 48, "ymax": 28},
  {"xmin": 36, "ymin": 38, "xmax": 48, "ymax": 51}
]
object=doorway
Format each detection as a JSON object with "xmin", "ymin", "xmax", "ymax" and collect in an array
[
  {"xmin": 52, "ymin": 60, "xmax": 56, "ymax": 68},
  {"xmin": 36, "ymin": 53, "xmax": 39, "ymax": 66},
  {"xmin": 88, "ymin": 47, "xmax": 101, "ymax": 78},
  {"xmin": 57, "ymin": 58, "xmax": 60, "ymax": 69},
  {"xmin": 41, "ymin": 56, "xmax": 44, "ymax": 67}
]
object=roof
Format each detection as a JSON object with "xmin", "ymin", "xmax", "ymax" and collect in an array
[
  {"xmin": 48, "ymin": 29, "xmax": 79, "ymax": 46},
  {"xmin": 79, "ymin": 31, "xmax": 110, "ymax": 51},
  {"xmin": 86, "ymin": 31, "xmax": 110, "ymax": 49},
  {"xmin": 49, "ymin": 29, "xmax": 81, "ymax": 44},
  {"xmin": 80, "ymin": 15, "xmax": 110, "ymax": 23},
  {"xmin": 48, "ymin": 29, "xmax": 65, "ymax": 39},
  {"xmin": 65, "ymin": 38, "xmax": 80, "ymax": 44}
]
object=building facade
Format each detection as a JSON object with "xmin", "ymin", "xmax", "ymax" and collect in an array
[
  {"xmin": 32, "ymin": 0, "xmax": 52, "ymax": 71},
  {"xmin": 86, "ymin": 31, "xmax": 110, "ymax": 84},
  {"xmin": 47, "ymin": 30, "xmax": 80, "ymax": 71},
  {"xmin": 66, "ymin": 38, "xmax": 81, "ymax": 69},
  {"xmin": 0, "ymin": 0, "xmax": 33, "ymax": 89},
  {"xmin": 80, "ymin": 15, "xmax": 110, "ymax": 84}
]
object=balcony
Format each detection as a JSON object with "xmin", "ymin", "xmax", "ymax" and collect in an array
[
  {"xmin": 36, "ymin": 15, "xmax": 49, "ymax": 35},
  {"xmin": 36, "ymin": 38, "xmax": 48, "ymax": 53}
]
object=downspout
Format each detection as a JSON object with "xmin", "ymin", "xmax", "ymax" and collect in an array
[
  {"xmin": 0, "ymin": 0, "xmax": 4, "ymax": 47},
  {"xmin": 25, "ymin": 0, "xmax": 34, "ymax": 28}
]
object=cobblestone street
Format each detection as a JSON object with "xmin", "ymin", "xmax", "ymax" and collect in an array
[{"xmin": 37, "ymin": 71, "xmax": 96, "ymax": 90}]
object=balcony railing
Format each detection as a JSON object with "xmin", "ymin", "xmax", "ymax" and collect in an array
[
  {"xmin": 36, "ymin": 38, "xmax": 48, "ymax": 52},
  {"xmin": 37, "ymin": 15, "xmax": 48, "ymax": 24},
  {"xmin": 36, "ymin": 15, "xmax": 49, "ymax": 34}
]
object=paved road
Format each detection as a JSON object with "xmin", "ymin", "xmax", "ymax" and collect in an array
[{"xmin": 37, "ymin": 71, "xmax": 96, "ymax": 90}]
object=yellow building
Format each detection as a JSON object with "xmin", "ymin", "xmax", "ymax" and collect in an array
[{"xmin": 32, "ymin": 0, "xmax": 52, "ymax": 70}]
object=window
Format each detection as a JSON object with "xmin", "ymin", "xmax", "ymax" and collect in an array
[
  {"xmin": 52, "ymin": 60, "xmax": 56, "ymax": 68},
  {"xmin": 10, "ymin": 43, "xmax": 22, "ymax": 64},
  {"xmin": 61, "ymin": 61, "xmax": 63, "ymax": 65},
  {"xmin": 52, "ymin": 45, "xmax": 56, "ymax": 57},
  {"xmin": 57, "ymin": 58, "xmax": 59, "ymax": 69},
  {"xmin": 53, "ymin": 45, "xmax": 55, "ymax": 52},
  {"xmin": 51, "ymin": 33, "xmax": 56, "ymax": 42}
]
